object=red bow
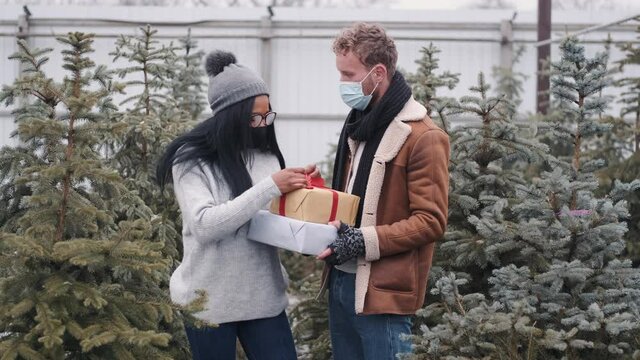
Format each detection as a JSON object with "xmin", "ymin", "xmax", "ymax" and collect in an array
[
  {"xmin": 306, "ymin": 174, "xmax": 325, "ymax": 188},
  {"xmin": 279, "ymin": 175, "xmax": 340, "ymax": 223}
]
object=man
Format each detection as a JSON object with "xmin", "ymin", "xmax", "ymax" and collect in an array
[{"xmin": 316, "ymin": 22, "xmax": 450, "ymax": 359}]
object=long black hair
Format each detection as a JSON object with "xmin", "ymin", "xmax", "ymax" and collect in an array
[{"xmin": 156, "ymin": 96, "xmax": 285, "ymax": 198}]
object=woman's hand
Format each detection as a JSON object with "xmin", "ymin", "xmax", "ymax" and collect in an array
[
  {"xmin": 304, "ymin": 164, "xmax": 321, "ymax": 179},
  {"xmin": 272, "ymin": 168, "xmax": 308, "ymax": 194}
]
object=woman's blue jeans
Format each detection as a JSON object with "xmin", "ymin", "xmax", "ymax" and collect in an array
[{"xmin": 185, "ymin": 311, "xmax": 297, "ymax": 360}]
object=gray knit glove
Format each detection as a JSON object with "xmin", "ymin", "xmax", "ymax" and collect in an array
[{"xmin": 325, "ymin": 222, "xmax": 365, "ymax": 266}]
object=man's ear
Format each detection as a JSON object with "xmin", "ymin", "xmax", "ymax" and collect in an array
[{"xmin": 373, "ymin": 64, "xmax": 388, "ymax": 83}]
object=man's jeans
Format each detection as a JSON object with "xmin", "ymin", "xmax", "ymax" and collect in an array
[
  {"xmin": 328, "ymin": 269, "xmax": 413, "ymax": 359},
  {"xmin": 184, "ymin": 311, "xmax": 297, "ymax": 360}
]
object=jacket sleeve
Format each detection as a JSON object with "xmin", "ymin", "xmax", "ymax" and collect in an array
[
  {"xmin": 360, "ymin": 129, "xmax": 450, "ymax": 261},
  {"xmin": 172, "ymin": 162, "xmax": 282, "ymax": 244}
]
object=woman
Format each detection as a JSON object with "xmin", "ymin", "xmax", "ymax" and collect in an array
[{"xmin": 157, "ymin": 50, "xmax": 308, "ymax": 359}]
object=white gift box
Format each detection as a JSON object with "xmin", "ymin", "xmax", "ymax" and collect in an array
[{"xmin": 248, "ymin": 210, "xmax": 337, "ymax": 255}]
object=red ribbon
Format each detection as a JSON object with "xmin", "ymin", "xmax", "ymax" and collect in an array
[{"xmin": 279, "ymin": 175, "xmax": 339, "ymax": 222}]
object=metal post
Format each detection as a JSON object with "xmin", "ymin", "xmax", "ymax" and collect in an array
[
  {"xmin": 259, "ymin": 15, "xmax": 273, "ymax": 89},
  {"xmin": 537, "ymin": 0, "xmax": 551, "ymax": 115},
  {"xmin": 499, "ymin": 19, "xmax": 514, "ymax": 71}
]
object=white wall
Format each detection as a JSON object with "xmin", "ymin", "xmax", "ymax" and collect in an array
[{"xmin": 1, "ymin": 5, "xmax": 638, "ymax": 167}]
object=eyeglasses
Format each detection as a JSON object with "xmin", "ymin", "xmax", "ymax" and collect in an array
[{"xmin": 250, "ymin": 111, "xmax": 277, "ymax": 127}]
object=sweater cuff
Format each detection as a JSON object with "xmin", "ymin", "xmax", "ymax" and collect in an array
[
  {"xmin": 361, "ymin": 226, "xmax": 380, "ymax": 261},
  {"xmin": 260, "ymin": 175, "xmax": 282, "ymax": 198}
]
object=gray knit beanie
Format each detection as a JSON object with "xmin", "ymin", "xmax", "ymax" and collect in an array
[{"xmin": 205, "ymin": 50, "xmax": 269, "ymax": 114}]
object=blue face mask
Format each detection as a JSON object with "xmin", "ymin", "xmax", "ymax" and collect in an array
[{"xmin": 339, "ymin": 67, "xmax": 380, "ymax": 111}]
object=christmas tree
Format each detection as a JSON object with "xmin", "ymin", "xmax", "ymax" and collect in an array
[
  {"xmin": 580, "ymin": 35, "xmax": 625, "ymax": 171},
  {"xmin": 108, "ymin": 25, "xmax": 201, "ymax": 265},
  {"xmin": 289, "ymin": 271, "xmax": 332, "ymax": 359},
  {"xmin": 438, "ymin": 72, "xmax": 549, "ymax": 281},
  {"xmin": 0, "ymin": 32, "xmax": 195, "ymax": 359},
  {"xmin": 616, "ymin": 29, "xmax": 640, "ymax": 154},
  {"xmin": 492, "ymin": 45, "xmax": 528, "ymax": 115},
  {"xmin": 608, "ymin": 25, "xmax": 640, "ymax": 265},
  {"xmin": 169, "ymin": 28, "xmax": 207, "ymax": 121},
  {"xmin": 107, "ymin": 26, "xmax": 207, "ymax": 358},
  {"xmin": 404, "ymin": 37, "xmax": 640, "ymax": 360},
  {"xmin": 405, "ymin": 43, "xmax": 460, "ymax": 132}
]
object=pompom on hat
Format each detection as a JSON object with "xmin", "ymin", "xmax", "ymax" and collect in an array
[{"xmin": 205, "ymin": 50, "xmax": 269, "ymax": 114}]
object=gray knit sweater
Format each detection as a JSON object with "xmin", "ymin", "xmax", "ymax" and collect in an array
[{"xmin": 169, "ymin": 150, "xmax": 288, "ymax": 324}]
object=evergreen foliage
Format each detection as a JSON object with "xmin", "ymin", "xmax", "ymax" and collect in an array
[
  {"xmin": 403, "ymin": 37, "xmax": 640, "ymax": 360},
  {"xmin": 108, "ymin": 25, "xmax": 201, "ymax": 266},
  {"xmin": 0, "ymin": 33, "xmax": 198, "ymax": 360},
  {"xmin": 405, "ymin": 43, "xmax": 460, "ymax": 132}
]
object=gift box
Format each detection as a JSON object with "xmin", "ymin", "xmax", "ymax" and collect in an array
[
  {"xmin": 248, "ymin": 210, "xmax": 337, "ymax": 255},
  {"xmin": 269, "ymin": 176, "xmax": 360, "ymax": 226}
]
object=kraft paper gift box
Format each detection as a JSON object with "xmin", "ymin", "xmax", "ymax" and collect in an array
[
  {"xmin": 269, "ymin": 176, "xmax": 360, "ymax": 226},
  {"xmin": 248, "ymin": 210, "xmax": 338, "ymax": 255}
]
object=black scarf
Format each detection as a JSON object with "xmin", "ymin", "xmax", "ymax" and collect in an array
[{"xmin": 332, "ymin": 71, "xmax": 412, "ymax": 227}]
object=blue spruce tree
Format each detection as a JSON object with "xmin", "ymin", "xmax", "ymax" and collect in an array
[
  {"xmin": 404, "ymin": 37, "xmax": 640, "ymax": 359},
  {"xmin": 405, "ymin": 43, "xmax": 460, "ymax": 132}
]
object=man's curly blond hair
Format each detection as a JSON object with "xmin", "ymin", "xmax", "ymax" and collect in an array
[{"xmin": 332, "ymin": 22, "xmax": 398, "ymax": 79}]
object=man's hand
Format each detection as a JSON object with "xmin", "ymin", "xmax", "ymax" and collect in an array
[
  {"xmin": 317, "ymin": 221, "xmax": 341, "ymax": 260},
  {"xmin": 304, "ymin": 164, "xmax": 321, "ymax": 179},
  {"xmin": 317, "ymin": 247, "xmax": 334, "ymax": 260},
  {"xmin": 317, "ymin": 221, "xmax": 365, "ymax": 266}
]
